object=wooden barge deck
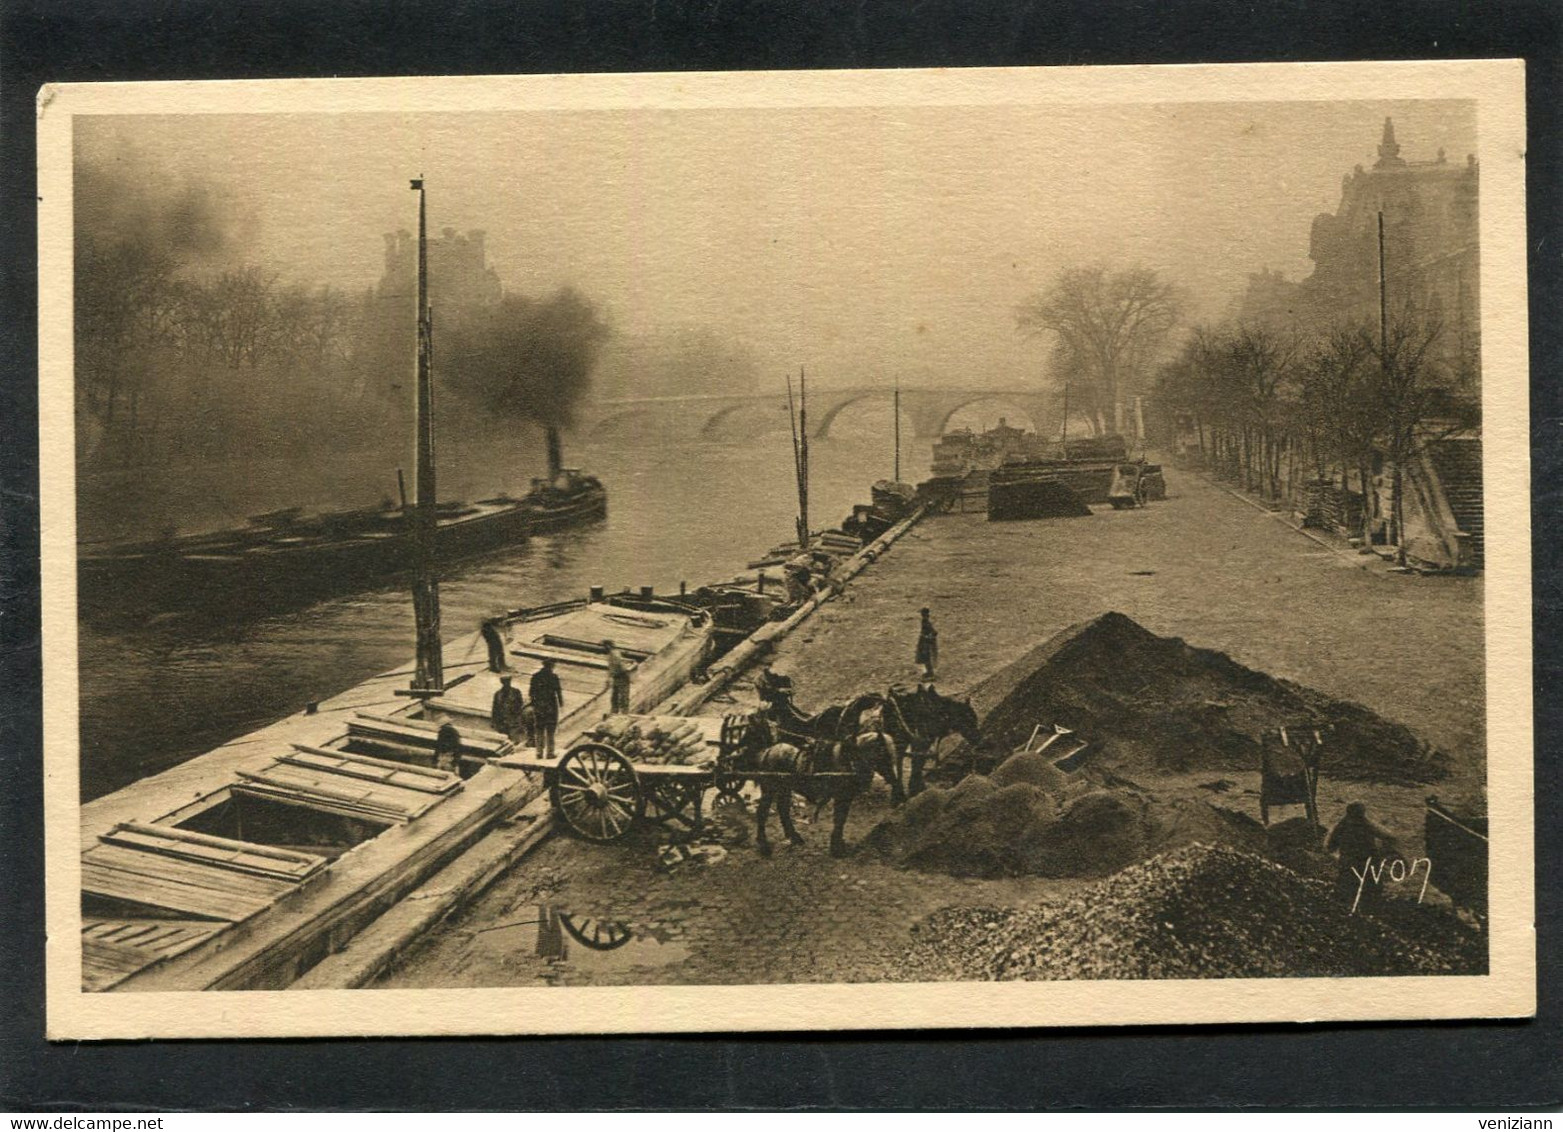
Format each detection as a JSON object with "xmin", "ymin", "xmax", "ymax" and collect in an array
[{"xmin": 79, "ymin": 597, "xmax": 712, "ymax": 992}]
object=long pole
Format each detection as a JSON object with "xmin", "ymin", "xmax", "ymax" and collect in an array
[
  {"xmin": 786, "ymin": 375, "xmax": 806, "ymax": 549},
  {"xmin": 410, "ymin": 177, "xmax": 443, "ymax": 692},
  {"xmin": 798, "ymin": 367, "xmax": 810, "ymax": 549},
  {"xmin": 1060, "ymin": 381, "xmax": 1070, "ymax": 451},
  {"xmin": 893, "ymin": 381, "xmax": 901, "ymax": 482}
]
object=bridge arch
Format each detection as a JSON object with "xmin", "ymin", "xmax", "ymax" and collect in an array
[
  {"xmin": 810, "ymin": 391, "xmax": 899, "ymax": 439},
  {"xmin": 930, "ymin": 395, "xmax": 1045, "ymax": 438},
  {"xmin": 699, "ymin": 401, "xmax": 790, "ymax": 440},
  {"xmin": 588, "ymin": 409, "xmax": 658, "ymax": 439}
]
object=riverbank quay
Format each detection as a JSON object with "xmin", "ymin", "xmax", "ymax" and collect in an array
[{"xmin": 378, "ymin": 466, "xmax": 1484, "ymax": 989}]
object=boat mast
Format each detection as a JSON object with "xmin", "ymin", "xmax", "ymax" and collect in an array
[
  {"xmin": 410, "ymin": 177, "xmax": 444, "ymax": 693},
  {"xmin": 798, "ymin": 367, "xmax": 809, "ymax": 549},
  {"xmin": 893, "ymin": 380, "xmax": 901, "ymax": 482}
]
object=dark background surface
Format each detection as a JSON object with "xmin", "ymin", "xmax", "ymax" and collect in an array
[{"xmin": 2, "ymin": 0, "xmax": 1559, "ymax": 1112}]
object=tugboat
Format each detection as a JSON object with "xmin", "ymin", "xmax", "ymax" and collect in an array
[{"xmin": 521, "ymin": 426, "xmax": 607, "ymax": 531}]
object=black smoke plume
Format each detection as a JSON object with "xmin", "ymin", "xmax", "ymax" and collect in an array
[{"xmin": 440, "ymin": 287, "xmax": 611, "ymax": 429}]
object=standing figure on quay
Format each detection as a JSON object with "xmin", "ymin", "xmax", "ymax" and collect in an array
[{"xmin": 916, "ymin": 607, "xmax": 939, "ymax": 681}]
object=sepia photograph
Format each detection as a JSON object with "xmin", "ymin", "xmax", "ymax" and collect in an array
[{"xmin": 37, "ymin": 63, "xmax": 1534, "ymax": 1038}]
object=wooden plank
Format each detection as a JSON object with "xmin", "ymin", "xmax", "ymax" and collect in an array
[
  {"xmin": 82, "ymin": 920, "xmax": 226, "ymax": 991},
  {"xmin": 509, "ymin": 644, "xmax": 611, "ymax": 670},
  {"xmin": 102, "ymin": 823, "xmax": 328, "ymax": 881},
  {"xmin": 540, "ymin": 634, "xmax": 654, "ymax": 661},
  {"xmin": 81, "ymin": 860, "xmax": 270, "ymax": 922},
  {"xmin": 282, "ymin": 747, "xmax": 462, "ymax": 795},
  {"xmin": 85, "ymin": 845, "xmax": 296, "ymax": 901},
  {"xmin": 349, "ymin": 713, "xmax": 509, "ymax": 754},
  {"xmin": 234, "ymin": 766, "xmax": 441, "ymax": 822}
]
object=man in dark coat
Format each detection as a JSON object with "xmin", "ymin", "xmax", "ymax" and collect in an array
[
  {"xmin": 916, "ymin": 607, "xmax": 939, "ymax": 680},
  {"xmin": 490, "ymin": 674, "xmax": 526, "ymax": 743},
  {"xmin": 529, "ymin": 658, "xmax": 565, "ymax": 756}
]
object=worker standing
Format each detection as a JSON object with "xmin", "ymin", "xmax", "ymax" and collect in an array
[
  {"xmin": 480, "ymin": 616, "xmax": 510, "ymax": 673},
  {"xmin": 604, "ymin": 639, "xmax": 632, "ymax": 714},
  {"xmin": 529, "ymin": 658, "xmax": 564, "ymax": 756},
  {"xmin": 916, "ymin": 607, "xmax": 939, "ymax": 681},
  {"xmin": 490, "ymin": 674, "xmax": 526, "ymax": 743}
]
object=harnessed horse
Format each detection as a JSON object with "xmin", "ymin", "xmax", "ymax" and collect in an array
[
  {"xmin": 878, "ymin": 683, "xmax": 984, "ymax": 795},
  {"xmin": 754, "ymin": 671, "xmax": 905, "ymax": 805},
  {"xmin": 729, "ymin": 710, "xmax": 889, "ymax": 857}
]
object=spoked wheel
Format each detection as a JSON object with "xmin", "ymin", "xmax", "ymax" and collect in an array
[
  {"xmin": 552, "ymin": 743, "xmax": 644, "ymax": 842},
  {"xmin": 558, "ymin": 913, "xmax": 634, "ymax": 951},
  {"xmin": 715, "ymin": 715, "xmax": 749, "ymax": 801}
]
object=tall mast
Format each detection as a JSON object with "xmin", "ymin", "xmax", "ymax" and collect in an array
[
  {"xmin": 798, "ymin": 367, "xmax": 809, "ymax": 549},
  {"xmin": 893, "ymin": 381, "xmax": 901, "ymax": 482},
  {"xmin": 410, "ymin": 177, "xmax": 443, "ymax": 693}
]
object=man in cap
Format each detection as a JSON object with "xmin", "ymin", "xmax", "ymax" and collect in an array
[
  {"xmin": 529, "ymin": 658, "xmax": 564, "ymax": 756},
  {"xmin": 490, "ymin": 673, "xmax": 526, "ymax": 744}
]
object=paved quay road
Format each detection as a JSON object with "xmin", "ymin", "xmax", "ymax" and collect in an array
[{"xmin": 376, "ymin": 466, "xmax": 1484, "ymax": 989}]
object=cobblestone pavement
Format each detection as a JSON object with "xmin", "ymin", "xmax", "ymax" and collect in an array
[
  {"xmin": 379, "ymin": 466, "xmax": 1483, "ymax": 988},
  {"xmin": 377, "ymin": 787, "xmax": 1083, "ymax": 988}
]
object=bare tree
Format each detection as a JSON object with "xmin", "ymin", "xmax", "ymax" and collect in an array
[{"xmin": 1016, "ymin": 264, "xmax": 1181, "ymax": 435}]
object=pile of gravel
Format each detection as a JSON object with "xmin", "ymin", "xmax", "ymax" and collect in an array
[
  {"xmin": 905, "ymin": 843, "xmax": 1484, "ymax": 981},
  {"xmin": 952, "ymin": 611, "xmax": 1448, "ymax": 784},
  {"xmin": 865, "ymin": 751, "xmax": 1266, "ymax": 879}
]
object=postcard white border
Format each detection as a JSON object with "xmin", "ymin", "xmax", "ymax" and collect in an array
[{"xmin": 39, "ymin": 60, "xmax": 1533, "ymax": 1038}]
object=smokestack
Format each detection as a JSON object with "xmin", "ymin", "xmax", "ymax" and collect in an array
[{"xmin": 546, "ymin": 426, "xmax": 563, "ymax": 479}]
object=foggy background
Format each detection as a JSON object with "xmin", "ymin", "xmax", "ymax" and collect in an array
[{"xmin": 72, "ymin": 99, "xmax": 1476, "ymax": 539}]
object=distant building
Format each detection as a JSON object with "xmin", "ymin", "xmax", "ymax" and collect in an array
[
  {"xmin": 377, "ymin": 226, "xmax": 503, "ymax": 313},
  {"xmin": 1238, "ymin": 118, "xmax": 1479, "ymax": 391}
]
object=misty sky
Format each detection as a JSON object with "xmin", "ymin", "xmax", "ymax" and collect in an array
[{"xmin": 77, "ymin": 98, "xmax": 1475, "ymax": 388}]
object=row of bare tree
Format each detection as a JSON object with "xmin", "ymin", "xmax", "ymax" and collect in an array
[{"xmin": 1153, "ymin": 310, "xmax": 1473, "ymax": 561}]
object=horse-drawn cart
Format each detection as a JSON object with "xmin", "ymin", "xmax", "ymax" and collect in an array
[{"xmin": 503, "ymin": 712, "xmax": 859, "ymax": 846}]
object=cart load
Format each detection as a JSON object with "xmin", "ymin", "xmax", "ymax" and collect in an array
[{"xmin": 584, "ymin": 714, "xmax": 719, "ymax": 768}]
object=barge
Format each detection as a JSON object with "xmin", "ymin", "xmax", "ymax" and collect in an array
[{"xmin": 80, "ymin": 593, "xmax": 712, "ymax": 992}]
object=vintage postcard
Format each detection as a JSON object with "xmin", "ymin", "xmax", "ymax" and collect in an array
[{"xmin": 39, "ymin": 62, "xmax": 1534, "ymax": 1038}]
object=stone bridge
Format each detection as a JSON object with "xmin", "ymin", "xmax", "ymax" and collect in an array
[{"xmin": 576, "ymin": 387, "xmax": 1062, "ymax": 441}]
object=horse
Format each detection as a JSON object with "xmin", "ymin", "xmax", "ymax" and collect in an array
[
  {"xmin": 753, "ymin": 670, "xmax": 905, "ymax": 805},
  {"xmin": 729, "ymin": 710, "xmax": 892, "ymax": 857},
  {"xmin": 879, "ymin": 683, "xmax": 984, "ymax": 795}
]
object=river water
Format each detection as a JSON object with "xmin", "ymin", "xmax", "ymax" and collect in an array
[{"xmin": 77, "ymin": 421, "xmax": 933, "ymax": 801}]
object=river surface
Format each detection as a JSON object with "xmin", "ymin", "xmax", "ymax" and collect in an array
[{"xmin": 77, "ymin": 428, "xmax": 933, "ymax": 801}]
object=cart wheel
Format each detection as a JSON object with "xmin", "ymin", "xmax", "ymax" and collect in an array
[
  {"xmin": 715, "ymin": 715, "xmax": 749, "ymax": 800},
  {"xmin": 552, "ymin": 743, "xmax": 644, "ymax": 842},
  {"xmin": 558, "ymin": 913, "xmax": 634, "ymax": 951}
]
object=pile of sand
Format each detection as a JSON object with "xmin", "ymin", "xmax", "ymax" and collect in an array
[
  {"xmin": 951, "ymin": 612, "xmax": 1447, "ymax": 784},
  {"xmin": 903, "ymin": 843, "xmax": 1484, "ymax": 981},
  {"xmin": 866, "ymin": 749, "xmax": 1268, "ymax": 879}
]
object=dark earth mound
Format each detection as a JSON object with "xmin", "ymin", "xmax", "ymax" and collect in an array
[{"xmin": 952, "ymin": 611, "xmax": 1448, "ymax": 784}]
